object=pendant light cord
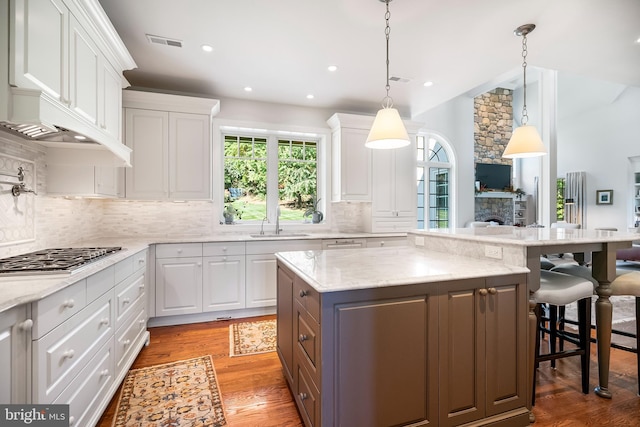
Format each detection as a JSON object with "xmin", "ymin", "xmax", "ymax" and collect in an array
[
  {"xmin": 383, "ymin": 0, "xmax": 393, "ymax": 109},
  {"xmin": 521, "ymin": 32, "xmax": 529, "ymax": 125}
]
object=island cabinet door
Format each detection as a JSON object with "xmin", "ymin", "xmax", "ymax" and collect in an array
[
  {"xmin": 325, "ymin": 291, "xmax": 438, "ymax": 427},
  {"xmin": 438, "ymin": 275, "xmax": 528, "ymax": 427},
  {"xmin": 276, "ymin": 263, "xmax": 295, "ymax": 387}
]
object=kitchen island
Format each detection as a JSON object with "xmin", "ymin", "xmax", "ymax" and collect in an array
[
  {"xmin": 409, "ymin": 226, "xmax": 638, "ymax": 400},
  {"xmin": 276, "ymin": 246, "xmax": 530, "ymax": 427}
]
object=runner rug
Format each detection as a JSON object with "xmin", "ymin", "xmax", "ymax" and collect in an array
[
  {"xmin": 229, "ymin": 319, "xmax": 277, "ymax": 357},
  {"xmin": 112, "ymin": 355, "xmax": 226, "ymax": 427}
]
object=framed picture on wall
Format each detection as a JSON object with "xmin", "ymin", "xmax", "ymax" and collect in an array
[{"xmin": 596, "ymin": 189, "xmax": 613, "ymax": 205}]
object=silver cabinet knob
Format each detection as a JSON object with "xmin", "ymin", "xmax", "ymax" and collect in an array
[
  {"xmin": 479, "ymin": 288, "xmax": 488, "ymax": 296},
  {"xmin": 299, "ymin": 392, "xmax": 308, "ymax": 401},
  {"xmin": 299, "ymin": 334, "xmax": 308, "ymax": 342},
  {"xmin": 299, "ymin": 290, "xmax": 308, "ymax": 298},
  {"xmin": 19, "ymin": 319, "xmax": 33, "ymax": 331},
  {"xmin": 488, "ymin": 287, "xmax": 497, "ymax": 295}
]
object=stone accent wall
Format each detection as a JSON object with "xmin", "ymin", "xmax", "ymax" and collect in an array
[
  {"xmin": 473, "ymin": 88, "xmax": 515, "ymax": 224},
  {"xmin": 474, "ymin": 88, "xmax": 514, "ymax": 165}
]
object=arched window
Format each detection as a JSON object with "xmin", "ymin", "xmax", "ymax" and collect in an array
[{"xmin": 416, "ymin": 134, "xmax": 454, "ymax": 229}]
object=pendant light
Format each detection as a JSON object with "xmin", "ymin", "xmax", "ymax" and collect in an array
[
  {"xmin": 365, "ymin": 0, "xmax": 410, "ymax": 149},
  {"xmin": 502, "ymin": 24, "xmax": 547, "ymax": 158}
]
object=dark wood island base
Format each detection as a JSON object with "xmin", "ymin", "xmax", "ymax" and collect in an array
[{"xmin": 276, "ymin": 259, "xmax": 531, "ymax": 427}]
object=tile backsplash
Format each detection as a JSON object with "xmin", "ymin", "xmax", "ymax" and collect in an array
[{"xmin": 0, "ymin": 134, "xmax": 369, "ymax": 258}]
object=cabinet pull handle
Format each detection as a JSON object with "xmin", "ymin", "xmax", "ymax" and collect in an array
[
  {"xmin": 299, "ymin": 334, "xmax": 308, "ymax": 342},
  {"xmin": 19, "ymin": 319, "xmax": 33, "ymax": 331},
  {"xmin": 123, "ymin": 297, "xmax": 130, "ymax": 304},
  {"xmin": 479, "ymin": 288, "xmax": 488, "ymax": 296},
  {"xmin": 63, "ymin": 349, "xmax": 75, "ymax": 359},
  {"xmin": 100, "ymin": 317, "xmax": 110, "ymax": 326},
  {"xmin": 299, "ymin": 392, "xmax": 308, "ymax": 401},
  {"xmin": 123, "ymin": 339, "xmax": 131, "ymax": 346},
  {"xmin": 138, "ymin": 259, "xmax": 145, "ymax": 264},
  {"xmin": 139, "ymin": 283, "xmax": 145, "ymax": 289},
  {"xmin": 299, "ymin": 290, "xmax": 308, "ymax": 298},
  {"xmin": 139, "ymin": 319, "xmax": 146, "ymax": 326},
  {"xmin": 223, "ymin": 256, "xmax": 227, "ymax": 261},
  {"xmin": 100, "ymin": 369, "xmax": 109, "ymax": 377},
  {"xmin": 488, "ymin": 287, "xmax": 497, "ymax": 295},
  {"xmin": 63, "ymin": 299, "xmax": 75, "ymax": 308},
  {"xmin": 222, "ymin": 247, "xmax": 227, "ymax": 251},
  {"xmin": 177, "ymin": 248, "xmax": 183, "ymax": 253},
  {"xmin": 69, "ymin": 416, "xmax": 75, "ymax": 426},
  {"xmin": 380, "ymin": 241, "xmax": 385, "ymax": 246}
]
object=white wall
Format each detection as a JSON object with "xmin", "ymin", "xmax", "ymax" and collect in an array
[
  {"xmin": 415, "ymin": 95, "xmax": 475, "ymax": 227},
  {"xmin": 556, "ymin": 73, "xmax": 640, "ymax": 231}
]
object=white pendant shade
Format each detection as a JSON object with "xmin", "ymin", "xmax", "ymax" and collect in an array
[
  {"xmin": 365, "ymin": 107, "xmax": 410, "ymax": 149},
  {"xmin": 502, "ymin": 125, "xmax": 547, "ymax": 158}
]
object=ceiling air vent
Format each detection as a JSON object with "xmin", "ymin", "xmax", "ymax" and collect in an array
[
  {"xmin": 389, "ymin": 76, "xmax": 411, "ymax": 83},
  {"xmin": 146, "ymin": 34, "xmax": 183, "ymax": 48}
]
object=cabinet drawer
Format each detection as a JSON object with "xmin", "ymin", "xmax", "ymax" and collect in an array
[
  {"xmin": 114, "ymin": 255, "xmax": 134, "ymax": 284},
  {"xmin": 366, "ymin": 236, "xmax": 407, "ymax": 248},
  {"xmin": 155, "ymin": 243, "xmax": 202, "ymax": 258},
  {"xmin": 33, "ymin": 291, "xmax": 113, "ymax": 403},
  {"xmin": 295, "ymin": 304, "xmax": 320, "ymax": 387},
  {"xmin": 246, "ymin": 239, "xmax": 322, "ymax": 255},
  {"xmin": 32, "ymin": 280, "xmax": 87, "ymax": 339},
  {"xmin": 203, "ymin": 242, "xmax": 245, "ymax": 256},
  {"xmin": 87, "ymin": 265, "xmax": 115, "ymax": 302},
  {"xmin": 296, "ymin": 362, "xmax": 320, "ymax": 427},
  {"xmin": 115, "ymin": 308, "xmax": 147, "ymax": 375},
  {"xmin": 321, "ymin": 238, "xmax": 366, "ymax": 249},
  {"xmin": 114, "ymin": 270, "xmax": 145, "ymax": 328},
  {"xmin": 53, "ymin": 338, "xmax": 114, "ymax": 427},
  {"xmin": 294, "ymin": 278, "xmax": 320, "ymax": 322},
  {"xmin": 132, "ymin": 249, "xmax": 148, "ymax": 273}
]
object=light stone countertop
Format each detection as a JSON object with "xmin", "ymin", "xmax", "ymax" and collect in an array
[
  {"xmin": 275, "ymin": 246, "xmax": 529, "ymax": 293},
  {"xmin": 0, "ymin": 232, "xmax": 406, "ymax": 313},
  {"xmin": 411, "ymin": 227, "xmax": 639, "ymax": 247}
]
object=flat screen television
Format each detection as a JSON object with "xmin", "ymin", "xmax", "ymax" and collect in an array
[{"xmin": 475, "ymin": 163, "xmax": 512, "ymax": 191}]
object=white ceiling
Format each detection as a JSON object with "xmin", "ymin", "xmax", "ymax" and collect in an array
[{"xmin": 98, "ymin": 0, "xmax": 640, "ymax": 120}]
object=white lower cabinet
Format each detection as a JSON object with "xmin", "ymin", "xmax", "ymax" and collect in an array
[
  {"xmin": 245, "ymin": 240, "xmax": 322, "ymax": 309},
  {"xmin": 0, "ymin": 305, "xmax": 31, "ymax": 404},
  {"xmin": 25, "ymin": 248, "xmax": 148, "ymax": 427},
  {"xmin": 155, "ymin": 257, "xmax": 203, "ymax": 316},
  {"xmin": 203, "ymin": 255, "xmax": 245, "ymax": 311}
]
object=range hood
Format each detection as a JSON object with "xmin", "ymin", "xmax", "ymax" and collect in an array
[{"xmin": 0, "ymin": 87, "xmax": 132, "ymax": 167}]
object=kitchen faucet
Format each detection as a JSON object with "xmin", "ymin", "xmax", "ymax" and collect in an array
[
  {"xmin": 275, "ymin": 206, "xmax": 281, "ymax": 235},
  {"xmin": 260, "ymin": 217, "xmax": 267, "ymax": 235}
]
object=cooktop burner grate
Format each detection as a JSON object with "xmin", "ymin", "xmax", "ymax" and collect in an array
[{"xmin": 0, "ymin": 247, "xmax": 122, "ymax": 274}]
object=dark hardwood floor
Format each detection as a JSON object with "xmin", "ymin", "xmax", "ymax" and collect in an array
[{"xmin": 97, "ymin": 314, "xmax": 640, "ymax": 427}]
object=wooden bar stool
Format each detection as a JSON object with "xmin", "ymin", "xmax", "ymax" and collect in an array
[{"xmin": 532, "ymin": 270, "xmax": 594, "ymax": 405}]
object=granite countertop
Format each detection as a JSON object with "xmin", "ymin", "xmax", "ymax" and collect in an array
[
  {"xmin": 411, "ymin": 227, "xmax": 639, "ymax": 247},
  {"xmin": 275, "ymin": 246, "xmax": 529, "ymax": 293}
]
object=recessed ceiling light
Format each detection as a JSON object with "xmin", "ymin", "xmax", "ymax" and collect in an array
[
  {"xmin": 423, "ymin": 81, "xmax": 434, "ymax": 87},
  {"xmin": 306, "ymin": 94, "xmax": 315, "ymax": 99},
  {"xmin": 74, "ymin": 135, "xmax": 87, "ymax": 140},
  {"xmin": 201, "ymin": 44, "xmax": 213, "ymax": 52},
  {"xmin": 244, "ymin": 87, "xmax": 252, "ymax": 92},
  {"xmin": 327, "ymin": 65, "xmax": 338, "ymax": 72},
  {"xmin": 635, "ymin": 37, "xmax": 640, "ymax": 44}
]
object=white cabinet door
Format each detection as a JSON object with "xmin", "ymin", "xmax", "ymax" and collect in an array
[
  {"xmin": 337, "ymin": 128, "xmax": 371, "ymax": 201},
  {"xmin": 202, "ymin": 255, "xmax": 246, "ymax": 312},
  {"xmin": 245, "ymin": 254, "xmax": 278, "ymax": 308},
  {"xmin": 10, "ymin": 0, "xmax": 69, "ymax": 103},
  {"xmin": 0, "ymin": 305, "xmax": 30, "ymax": 404},
  {"xmin": 155, "ymin": 257, "xmax": 202, "ymax": 316},
  {"xmin": 100, "ymin": 60, "xmax": 123, "ymax": 141},
  {"xmin": 372, "ymin": 145, "xmax": 415, "ymax": 218},
  {"xmin": 69, "ymin": 14, "xmax": 99, "ymax": 124},
  {"xmin": 125, "ymin": 108, "xmax": 169, "ymax": 199},
  {"xmin": 169, "ymin": 112, "xmax": 211, "ymax": 200}
]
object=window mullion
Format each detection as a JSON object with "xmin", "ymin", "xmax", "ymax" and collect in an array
[{"xmin": 266, "ymin": 135, "xmax": 280, "ymax": 224}]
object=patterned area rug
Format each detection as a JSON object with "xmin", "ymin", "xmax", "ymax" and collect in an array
[
  {"xmin": 229, "ymin": 319, "xmax": 277, "ymax": 357},
  {"xmin": 112, "ymin": 356, "xmax": 226, "ymax": 427}
]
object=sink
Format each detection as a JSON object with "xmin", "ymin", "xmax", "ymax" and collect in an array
[{"xmin": 249, "ymin": 233, "xmax": 309, "ymax": 238}]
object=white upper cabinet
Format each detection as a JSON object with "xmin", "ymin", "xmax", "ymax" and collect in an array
[
  {"xmin": 7, "ymin": 0, "xmax": 136, "ymax": 166},
  {"xmin": 10, "ymin": 0, "xmax": 69, "ymax": 102},
  {"xmin": 371, "ymin": 144, "xmax": 416, "ymax": 218},
  {"xmin": 327, "ymin": 113, "xmax": 373, "ymax": 202},
  {"xmin": 123, "ymin": 91, "xmax": 219, "ymax": 200}
]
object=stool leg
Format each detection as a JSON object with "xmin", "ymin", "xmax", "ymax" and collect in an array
[
  {"xmin": 533, "ymin": 303, "xmax": 543, "ymax": 406},
  {"xmin": 550, "ymin": 305, "xmax": 558, "ymax": 368},
  {"xmin": 635, "ymin": 296, "xmax": 639, "ymax": 396},
  {"xmin": 558, "ymin": 305, "xmax": 566, "ymax": 353},
  {"xmin": 578, "ymin": 297, "xmax": 591, "ymax": 394}
]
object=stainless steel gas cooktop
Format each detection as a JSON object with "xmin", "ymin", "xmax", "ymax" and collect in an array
[{"xmin": 0, "ymin": 247, "xmax": 122, "ymax": 275}]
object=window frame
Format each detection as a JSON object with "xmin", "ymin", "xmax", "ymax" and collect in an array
[
  {"xmin": 416, "ymin": 132, "xmax": 456, "ymax": 229},
  {"xmin": 213, "ymin": 120, "xmax": 329, "ymax": 231}
]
